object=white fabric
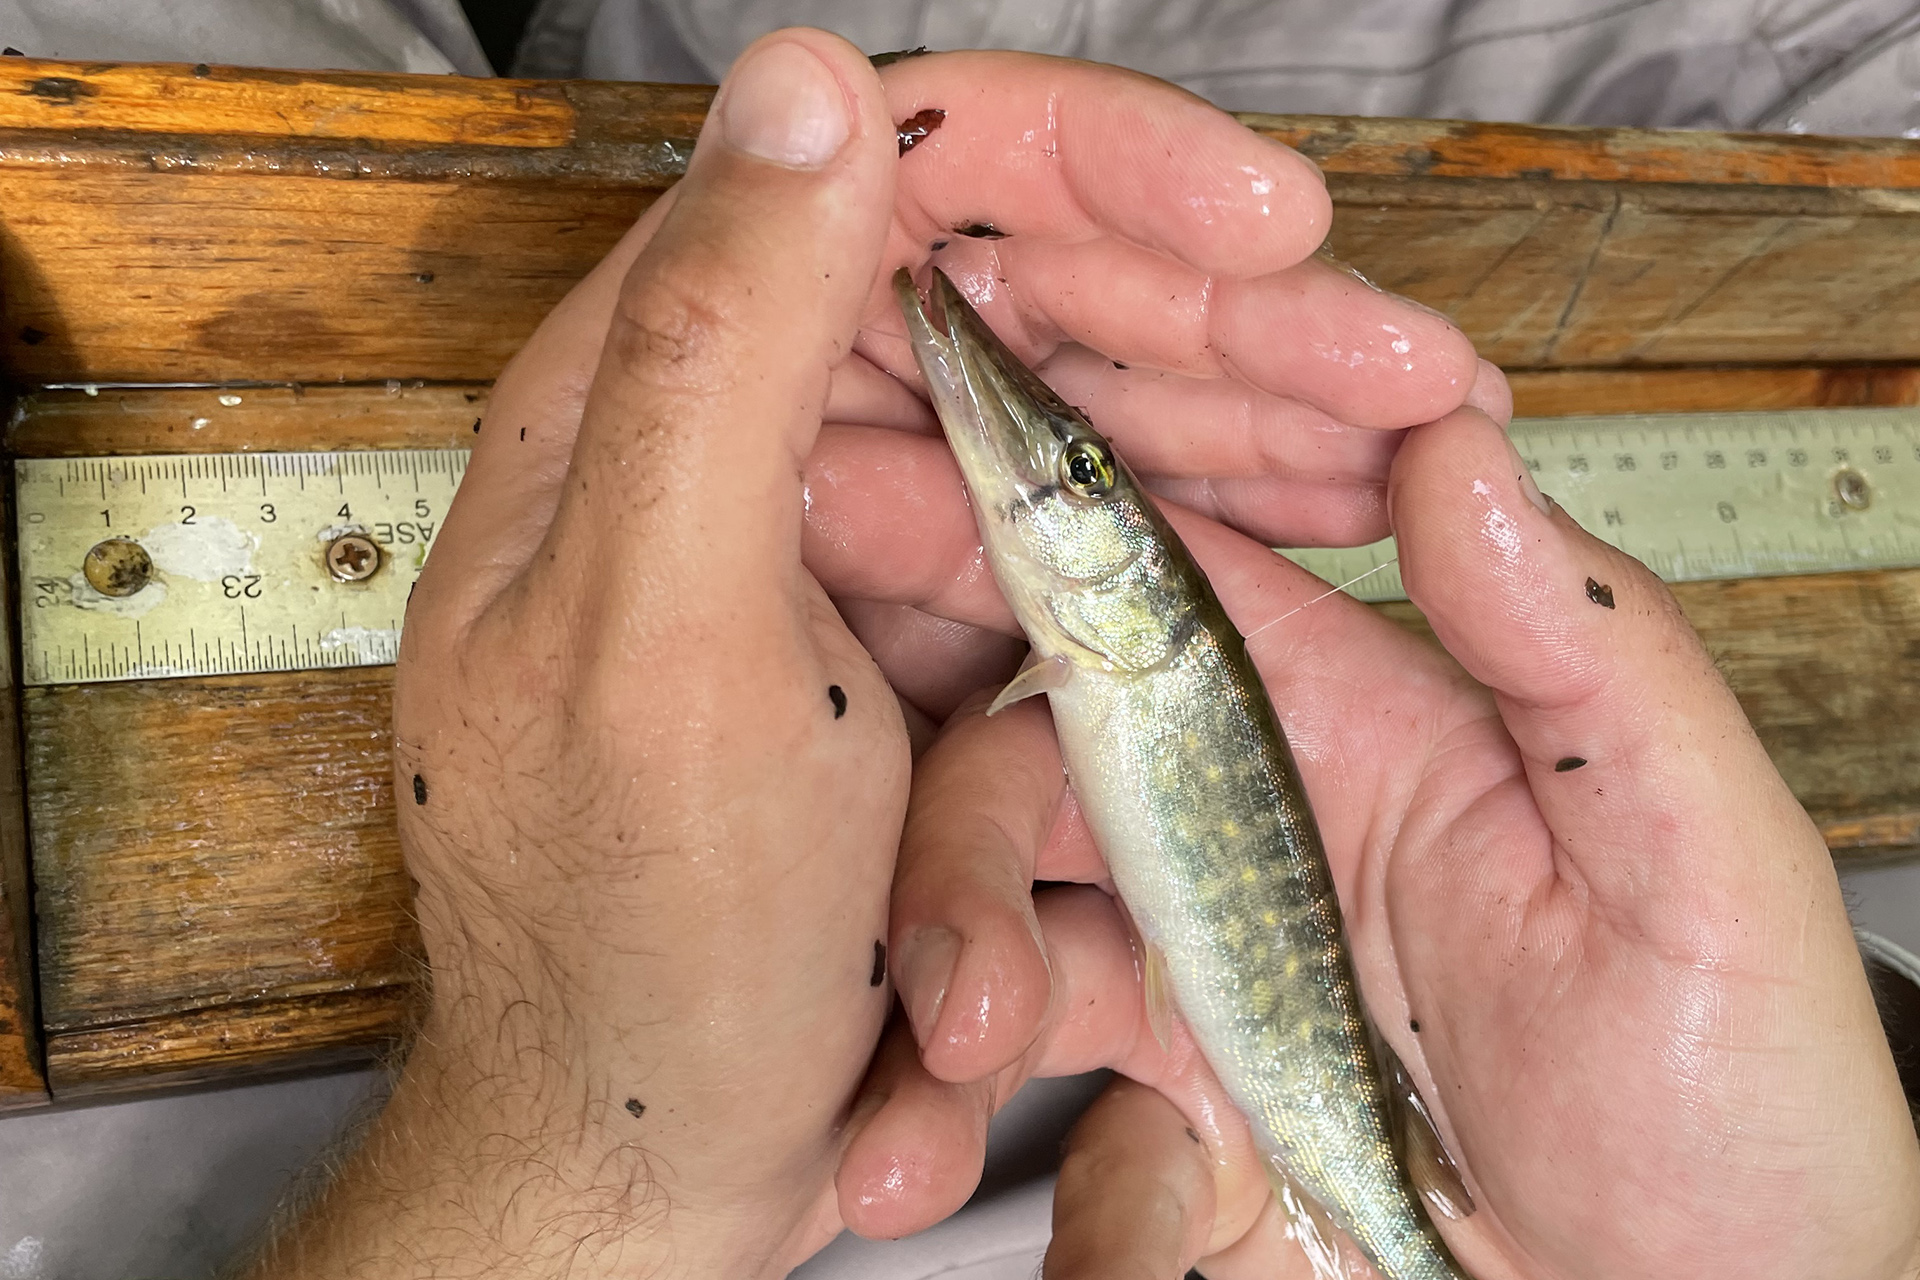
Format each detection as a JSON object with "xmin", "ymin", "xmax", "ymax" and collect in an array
[
  {"xmin": 0, "ymin": 0, "xmax": 484, "ymax": 74},
  {"xmin": 517, "ymin": 0, "xmax": 1920, "ymax": 137}
]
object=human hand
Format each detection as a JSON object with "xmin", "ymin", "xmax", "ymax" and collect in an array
[
  {"xmin": 847, "ymin": 404, "xmax": 1920, "ymax": 1278},
  {"xmin": 249, "ymin": 31, "xmax": 1491, "ymax": 1280}
]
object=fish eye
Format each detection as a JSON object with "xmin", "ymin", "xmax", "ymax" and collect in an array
[{"xmin": 1061, "ymin": 441, "xmax": 1116, "ymax": 498}]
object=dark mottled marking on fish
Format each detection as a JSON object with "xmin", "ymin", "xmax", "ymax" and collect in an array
[
  {"xmin": 870, "ymin": 46, "xmax": 930, "ymax": 67},
  {"xmin": 625, "ymin": 1097, "xmax": 646, "ymax": 1118},
  {"xmin": 897, "ymin": 107, "xmax": 946, "ymax": 155},
  {"xmin": 412, "ymin": 774, "xmax": 427, "ymax": 805},
  {"xmin": 1585, "ymin": 578, "xmax": 1615, "ymax": 608},
  {"xmin": 1555, "ymin": 757, "xmax": 1587, "ymax": 772},
  {"xmin": 871, "ymin": 940, "xmax": 888, "ymax": 986},
  {"xmin": 829, "ymin": 685, "xmax": 848, "ymax": 718},
  {"xmin": 954, "ymin": 222, "xmax": 1007, "ymax": 239}
]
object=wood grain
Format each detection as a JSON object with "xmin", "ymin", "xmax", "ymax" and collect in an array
[
  {"xmin": 7, "ymin": 383, "xmax": 491, "ymax": 456},
  {"xmin": 26, "ymin": 668, "xmax": 417, "ymax": 1094},
  {"xmin": 1506, "ymin": 365, "xmax": 1920, "ymax": 417},
  {"xmin": 0, "ymin": 59, "xmax": 575, "ymax": 146},
  {"xmin": 0, "ymin": 61, "xmax": 1917, "ymax": 383}
]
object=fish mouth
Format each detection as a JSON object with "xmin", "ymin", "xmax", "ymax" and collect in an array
[{"xmin": 892, "ymin": 267, "xmax": 1078, "ymax": 496}]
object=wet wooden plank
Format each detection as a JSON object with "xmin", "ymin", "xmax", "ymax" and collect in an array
[
  {"xmin": 1505, "ymin": 364, "xmax": 1920, "ymax": 417},
  {"xmin": 6, "ymin": 383, "xmax": 490, "ymax": 456},
  {"xmin": 0, "ymin": 59, "xmax": 576, "ymax": 147},
  {"xmin": 0, "ymin": 61, "xmax": 1917, "ymax": 384},
  {"xmin": 26, "ymin": 667, "xmax": 416, "ymax": 1095}
]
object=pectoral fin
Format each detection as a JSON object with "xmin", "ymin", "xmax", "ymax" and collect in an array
[
  {"xmin": 1118, "ymin": 905, "xmax": 1176, "ymax": 1053},
  {"xmin": 1376, "ymin": 1030, "xmax": 1475, "ymax": 1220},
  {"xmin": 986, "ymin": 653, "xmax": 1072, "ymax": 716}
]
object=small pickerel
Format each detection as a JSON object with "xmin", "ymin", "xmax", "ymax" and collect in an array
[{"xmin": 895, "ymin": 269, "xmax": 1475, "ymax": 1280}]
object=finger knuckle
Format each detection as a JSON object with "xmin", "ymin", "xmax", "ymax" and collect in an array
[{"xmin": 608, "ymin": 262, "xmax": 741, "ymax": 398}]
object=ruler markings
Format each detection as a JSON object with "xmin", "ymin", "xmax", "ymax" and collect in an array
[{"xmin": 16, "ymin": 414, "xmax": 1920, "ymax": 685}]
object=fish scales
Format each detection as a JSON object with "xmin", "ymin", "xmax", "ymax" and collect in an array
[{"xmin": 895, "ymin": 267, "xmax": 1469, "ymax": 1280}]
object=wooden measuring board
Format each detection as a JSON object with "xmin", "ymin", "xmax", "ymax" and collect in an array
[{"xmin": 0, "ymin": 58, "xmax": 1918, "ymax": 1101}]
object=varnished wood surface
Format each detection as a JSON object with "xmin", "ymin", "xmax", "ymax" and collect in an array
[
  {"xmin": 7, "ymin": 383, "xmax": 491, "ymax": 456},
  {"xmin": 26, "ymin": 668, "xmax": 416, "ymax": 1095},
  {"xmin": 0, "ymin": 60, "xmax": 1919, "ymax": 382}
]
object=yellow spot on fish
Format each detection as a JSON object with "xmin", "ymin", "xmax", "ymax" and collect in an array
[
  {"xmin": 1284, "ymin": 953, "xmax": 1300, "ymax": 977},
  {"xmin": 1298, "ymin": 1018, "xmax": 1315, "ymax": 1042},
  {"xmin": 1184, "ymin": 731, "xmax": 1200, "ymax": 750},
  {"xmin": 1223, "ymin": 917, "xmax": 1247, "ymax": 949},
  {"xmin": 1240, "ymin": 865, "xmax": 1258, "ymax": 884},
  {"xmin": 1221, "ymin": 820, "xmax": 1241, "ymax": 838},
  {"xmin": 1206, "ymin": 764, "xmax": 1223, "ymax": 781},
  {"xmin": 1250, "ymin": 980, "xmax": 1275, "ymax": 1015},
  {"xmin": 1263, "ymin": 910, "xmax": 1279, "ymax": 927},
  {"xmin": 1253, "ymin": 942, "xmax": 1269, "ymax": 963}
]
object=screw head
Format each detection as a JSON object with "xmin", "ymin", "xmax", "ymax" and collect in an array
[
  {"xmin": 1834, "ymin": 467, "xmax": 1871, "ymax": 511},
  {"xmin": 326, "ymin": 533, "xmax": 381, "ymax": 582},
  {"xmin": 82, "ymin": 538, "xmax": 152, "ymax": 597}
]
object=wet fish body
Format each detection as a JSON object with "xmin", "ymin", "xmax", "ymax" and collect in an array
[{"xmin": 895, "ymin": 269, "xmax": 1467, "ymax": 1280}]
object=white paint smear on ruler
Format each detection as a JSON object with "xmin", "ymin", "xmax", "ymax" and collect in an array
[
  {"xmin": 320, "ymin": 626, "xmax": 400, "ymax": 664},
  {"xmin": 65, "ymin": 572, "xmax": 166, "ymax": 618},
  {"xmin": 143, "ymin": 516, "xmax": 254, "ymax": 581}
]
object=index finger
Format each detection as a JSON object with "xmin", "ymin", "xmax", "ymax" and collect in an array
[{"xmin": 880, "ymin": 52, "xmax": 1330, "ymax": 276}]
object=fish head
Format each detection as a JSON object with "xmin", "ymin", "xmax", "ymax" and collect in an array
[{"xmin": 894, "ymin": 268, "xmax": 1196, "ymax": 671}]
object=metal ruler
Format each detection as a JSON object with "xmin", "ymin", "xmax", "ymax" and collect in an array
[
  {"xmin": 11, "ymin": 408, "xmax": 1920, "ymax": 685},
  {"xmin": 1282, "ymin": 407, "xmax": 1920, "ymax": 603},
  {"xmin": 15, "ymin": 450, "xmax": 465, "ymax": 686}
]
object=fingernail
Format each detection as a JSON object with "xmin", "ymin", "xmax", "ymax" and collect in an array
[
  {"xmin": 1503, "ymin": 434, "xmax": 1553, "ymax": 514},
  {"xmin": 895, "ymin": 926, "xmax": 962, "ymax": 1049},
  {"xmin": 719, "ymin": 40, "xmax": 851, "ymax": 170}
]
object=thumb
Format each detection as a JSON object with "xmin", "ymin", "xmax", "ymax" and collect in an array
[
  {"xmin": 1387, "ymin": 407, "xmax": 1830, "ymax": 931},
  {"xmin": 540, "ymin": 29, "xmax": 896, "ymax": 606}
]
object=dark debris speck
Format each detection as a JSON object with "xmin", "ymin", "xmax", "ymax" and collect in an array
[
  {"xmin": 953, "ymin": 221, "xmax": 1007, "ymax": 239},
  {"xmin": 624, "ymin": 1097, "xmax": 645, "ymax": 1119},
  {"xmin": 829, "ymin": 684, "xmax": 847, "ymax": 718},
  {"xmin": 870, "ymin": 940, "xmax": 887, "ymax": 986},
  {"xmin": 1585, "ymin": 577, "xmax": 1615, "ymax": 609},
  {"xmin": 1555, "ymin": 757, "xmax": 1588, "ymax": 772},
  {"xmin": 896, "ymin": 107, "xmax": 946, "ymax": 156},
  {"xmin": 412, "ymin": 774, "xmax": 427, "ymax": 805}
]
